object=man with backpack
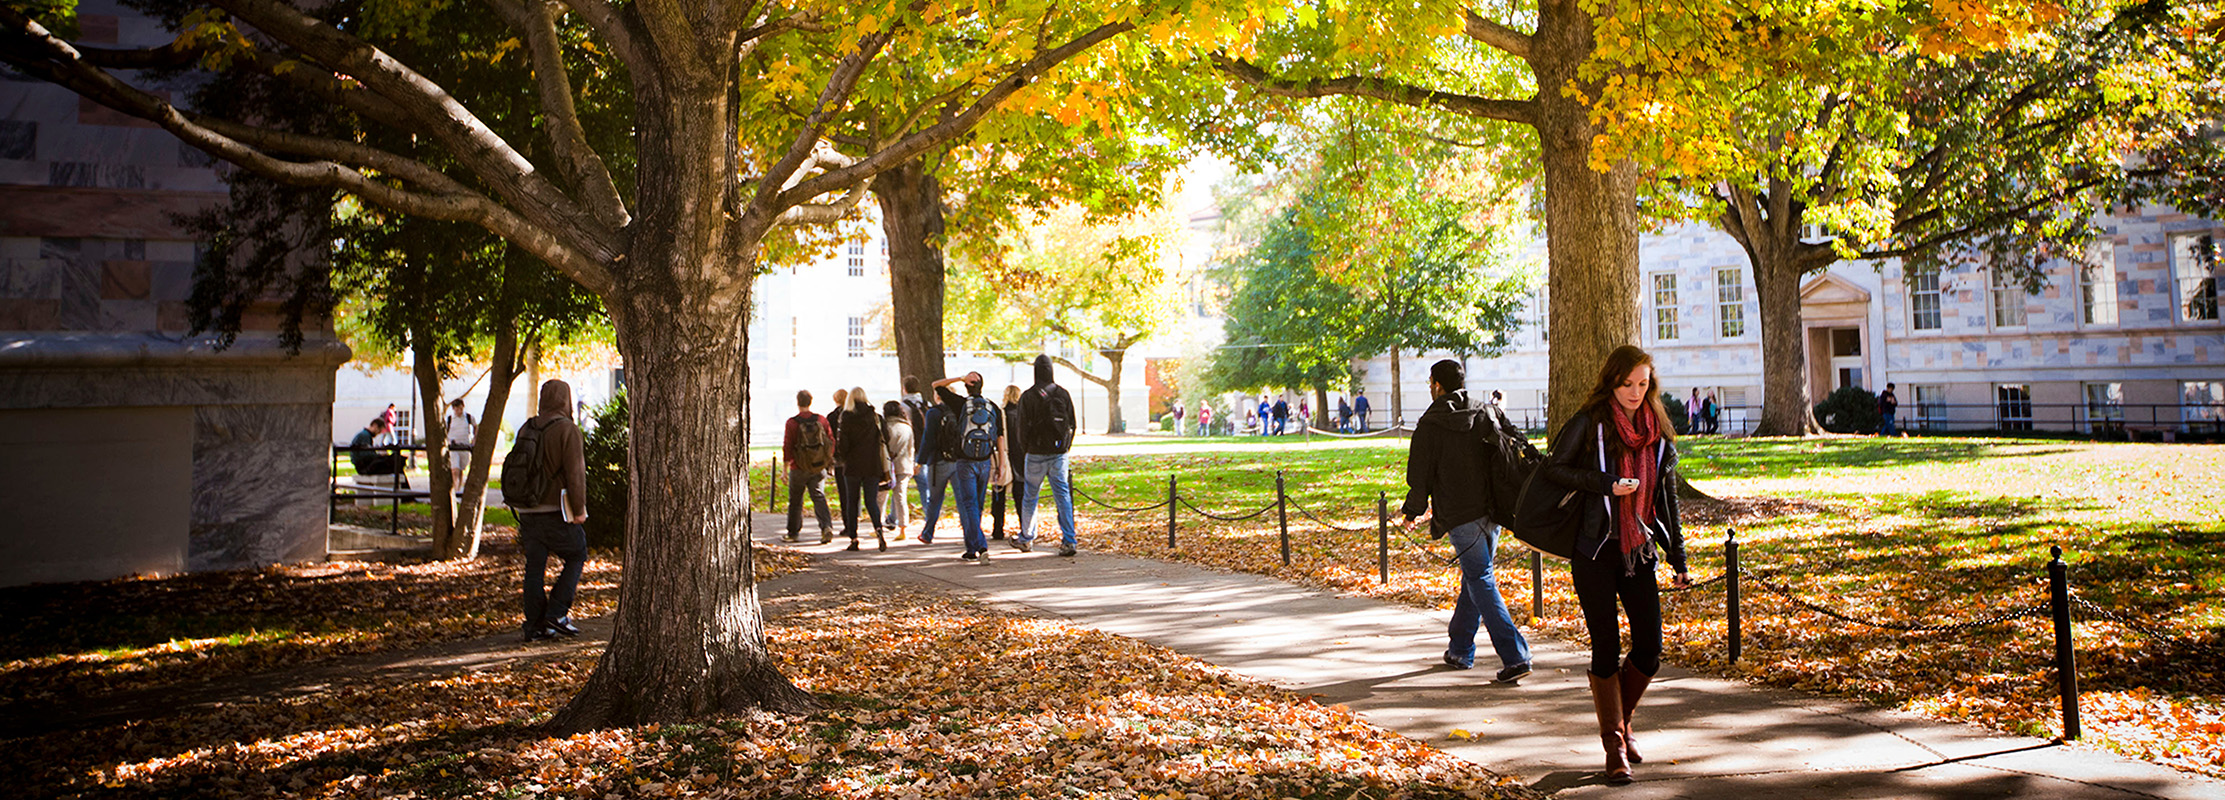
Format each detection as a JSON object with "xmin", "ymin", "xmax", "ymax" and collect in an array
[
  {"xmin": 1014, "ymin": 355, "xmax": 1080, "ymax": 556},
  {"xmin": 928, "ymin": 371, "xmax": 1002, "ymax": 562},
  {"xmin": 504, "ymin": 379, "xmax": 590, "ymax": 643},
  {"xmin": 1401, "ymin": 360, "xmax": 1534, "ymax": 683},
  {"xmin": 782, "ymin": 389, "xmax": 836, "ymax": 544}
]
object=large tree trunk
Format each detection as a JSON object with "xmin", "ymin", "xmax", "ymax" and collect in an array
[
  {"xmin": 1314, "ymin": 385, "xmax": 1329, "ymax": 429},
  {"xmin": 411, "ymin": 330, "xmax": 457, "ymax": 550},
  {"xmin": 873, "ymin": 160, "xmax": 949, "ymax": 386},
  {"xmin": 1535, "ymin": 0, "xmax": 1643, "ymax": 438},
  {"xmin": 549, "ymin": 72, "xmax": 813, "ymax": 733},
  {"xmin": 1100, "ymin": 351, "xmax": 1125, "ymax": 434},
  {"xmin": 1722, "ymin": 182, "xmax": 1825, "ymax": 437}
]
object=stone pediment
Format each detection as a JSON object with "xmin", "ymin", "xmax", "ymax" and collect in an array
[{"xmin": 1800, "ymin": 274, "xmax": 1871, "ymax": 306}]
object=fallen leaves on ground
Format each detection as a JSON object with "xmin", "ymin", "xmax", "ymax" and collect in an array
[
  {"xmin": 4, "ymin": 586, "xmax": 1538, "ymax": 800},
  {"xmin": 1063, "ymin": 437, "xmax": 2225, "ymax": 779}
]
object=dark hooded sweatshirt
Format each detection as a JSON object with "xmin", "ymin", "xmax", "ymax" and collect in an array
[
  {"xmin": 1400, "ymin": 388, "xmax": 1511, "ymax": 533},
  {"xmin": 513, "ymin": 380, "xmax": 588, "ymax": 518},
  {"xmin": 1017, "ymin": 355, "xmax": 1077, "ymax": 455}
]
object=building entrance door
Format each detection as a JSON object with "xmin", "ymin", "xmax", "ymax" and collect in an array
[{"xmin": 1829, "ymin": 327, "xmax": 1864, "ymax": 392}]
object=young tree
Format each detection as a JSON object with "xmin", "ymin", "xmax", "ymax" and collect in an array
[
  {"xmin": 0, "ymin": 0, "xmax": 1246, "ymax": 730},
  {"xmin": 950, "ymin": 200, "xmax": 1183, "ymax": 433}
]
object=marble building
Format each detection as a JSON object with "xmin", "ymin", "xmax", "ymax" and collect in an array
[
  {"xmin": 1348, "ymin": 207, "xmax": 2225, "ymax": 436},
  {"xmin": 0, "ymin": 1, "xmax": 349, "ymax": 587}
]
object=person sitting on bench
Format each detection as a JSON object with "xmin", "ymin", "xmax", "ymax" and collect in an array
[{"xmin": 349, "ymin": 417, "xmax": 409, "ymax": 487}]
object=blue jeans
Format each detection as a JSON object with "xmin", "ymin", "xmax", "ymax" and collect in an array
[
  {"xmin": 1879, "ymin": 414, "xmax": 1898, "ymax": 436},
  {"xmin": 1446, "ymin": 519, "xmax": 1531, "ymax": 670},
  {"xmin": 948, "ymin": 458, "xmax": 991, "ymax": 553},
  {"xmin": 918, "ymin": 461, "xmax": 952, "ymax": 542},
  {"xmin": 519, "ymin": 511, "xmax": 586, "ymax": 631},
  {"xmin": 1018, "ymin": 452, "xmax": 1077, "ymax": 548}
]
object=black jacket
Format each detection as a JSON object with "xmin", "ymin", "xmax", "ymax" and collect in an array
[
  {"xmin": 1017, "ymin": 355, "xmax": 1076, "ymax": 455},
  {"xmin": 835, "ymin": 407, "xmax": 887, "ymax": 480},
  {"xmin": 1542, "ymin": 410, "xmax": 1687, "ymax": 573},
  {"xmin": 1400, "ymin": 389, "xmax": 1512, "ymax": 531}
]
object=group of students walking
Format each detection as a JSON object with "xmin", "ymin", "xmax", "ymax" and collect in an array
[
  {"xmin": 782, "ymin": 355, "xmax": 1083, "ymax": 561},
  {"xmin": 1403, "ymin": 345, "xmax": 1689, "ymax": 785}
]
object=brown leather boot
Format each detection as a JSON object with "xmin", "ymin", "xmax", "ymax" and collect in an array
[
  {"xmin": 1618, "ymin": 663, "xmax": 1654, "ymax": 764},
  {"xmin": 1589, "ymin": 670, "xmax": 1633, "ymax": 784}
]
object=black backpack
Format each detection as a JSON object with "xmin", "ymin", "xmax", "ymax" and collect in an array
[
  {"xmin": 1027, "ymin": 386, "xmax": 1073, "ymax": 453},
  {"xmin": 501, "ymin": 417, "xmax": 557, "ymax": 509},
  {"xmin": 1475, "ymin": 407, "xmax": 1542, "ymax": 530}
]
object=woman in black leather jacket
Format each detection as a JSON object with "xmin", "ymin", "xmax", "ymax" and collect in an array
[{"xmin": 1542, "ymin": 344, "xmax": 1691, "ymax": 784}]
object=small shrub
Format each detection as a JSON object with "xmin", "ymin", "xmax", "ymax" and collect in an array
[
  {"xmin": 1660, "ymin": 392, "xmax": 1690, "ymax": 435},
  {"xmin": 582, "ymin": 390, "xmax": 629, "ymax": 548},
  {"xmin": 1814, "ymin": 385, "xmax": 1881, "ymax": 434}
]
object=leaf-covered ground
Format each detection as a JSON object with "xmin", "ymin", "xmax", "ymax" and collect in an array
[
  {"xmin": 2, "ymin": 564, "xmax": 1537, "ymax": 800},
  {"xmin": 1062, "ymin": 436, "xmax": 2225, "ymax": 778}
]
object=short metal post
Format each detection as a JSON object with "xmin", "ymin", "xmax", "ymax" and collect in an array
[
  {"xmin": 1276, "ymin": 471, "xmax": 1290, "ymax": 566},
  {"xmin": 1531, "ymin": 550, "xmax": 1544, "ymax": 621},
  {"xmin": 768, "ymin": 456, "xmax": 780, "ymax": 505},
  {"xmin": 1727, "ymin": 528, "xmax": 1743, "ymax": 665},
  {"xmin": 1376, "ymin": 491, "xmax": 1389, "ymax": 584},
  {"xmin": 2050, "ymin": 545, "xmax": 2082, "ymax": 740},
  {"xmin": 1166, "ymin": 474, "xmax": 1177, "ymax": 548}
]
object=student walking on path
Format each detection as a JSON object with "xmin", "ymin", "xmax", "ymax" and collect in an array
[
  {"xmin": 827, "ymin": 388, "xmax": 850, "ymax": 522},
  {"xmin": 896, "ymin": 376, "xmax": 930, "ymax": 526},
  {"xmin": 1401, "ymin": 360, "xmax": 1532, "ymax": 683},
  {"xmin": 880, "ymin": 400, "xmax": 915, "ymax": 538},
  {"xmin": 781, "ymin": 390, "xmax": 836, "ymax": 543},
  {"xmin": 834, "ymin": 388, "xmax": 890, "ymax": 552},
  {"xmin": 1541, "ymin": 344, "xmax": 1691, "ymax": 784},
  {"xmin": 989, "ymin": 385, "xmax": 1024, "ymax": 541},
  {"xmin": 1015, "ymin": 354, "xmax": 1080, "ymax": 556},
  {"xmin": 1354, "ymin": 390, "xmax": 1372, "ymax": 432},
  {"xmin": 509, "ymin": 380, "xmax": 589, "ymax": 643},
  {"xmin": 927, "ymin": 372, "xmax": 1002, "ymax": 562}
]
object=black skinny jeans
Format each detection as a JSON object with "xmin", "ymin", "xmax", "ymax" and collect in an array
[
  {"xmin": 838, "ymin": 472, "xmax": 884, "ymax": 541},
  {"xmin": 1573, "ymin": 545, "xmax": 1663, "ymax": 678}
]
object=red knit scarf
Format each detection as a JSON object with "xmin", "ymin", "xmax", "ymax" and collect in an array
[{"xmin": 1608, "ymin": 402, "xmax": 1661, "ymax": 566}]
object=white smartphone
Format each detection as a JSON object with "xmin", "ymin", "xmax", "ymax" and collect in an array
[{"xmin": 1615, "ymin": 478, "xmax": 1641, "ymax": 489}]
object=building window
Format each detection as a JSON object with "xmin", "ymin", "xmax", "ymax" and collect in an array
[
  {"xmin": 2171, "ymin": 234, "xmax": 2219, "ymax": 322},
  {"xmin": 846, "ymin": 243, "xmax": 866, "ymax": 277},
  {"xmin": 1915, "ymin": 385, "xmax": 1948, "ymax": 431},
  {"xmin": 1534, "ymin": 287, "xmax": 1550, "ymax": 345},
  {"xmin": 2184, "ymin": 381, "xmax": 2225, "ymax": 433},
  {"xmin": 2082, "ymin": 382, "xmax": 2123, "ymax": 434},
  {"xmin": 1909, "ymin": 267, "xmax": 1942, "ymax": 331},
  {"xmin": 1995, "ymin": 384, "xmax": 2032, "ymax": 431},
  {"xmin": 1651, "ymin": 273, "xmax": 1678, "ymax": 341},
  {"xmin": 1716, "ymin": 267, "xmax": 1745, "ymax": 338},
  {"xmin": 2081, "ymin": 243, "xmax": 2118, "ymax": 326},
  {"xmin": 1990, "ymin": 267, "xmax": 2027, "ymax": 328},
  {"xmin": 847, "ymin": 317, "xmax": 865, "ymax": 358}
]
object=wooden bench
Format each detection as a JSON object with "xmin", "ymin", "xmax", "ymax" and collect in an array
[{"xmin": 332, "ymin": 445, "xmax": 434, "ymax": 536}]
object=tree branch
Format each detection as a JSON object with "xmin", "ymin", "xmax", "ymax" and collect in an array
[
  {"xmin": 781, "ymin": 21, "xmax": 1139, "ymax": 208},
  {"xmin": 553, "ymin": 0, "xmax": 646, "ymax": 72},
  {"xmin": 1211, "ymin": 53, "xmax": 1536, "ymax": 126},
  {"xmin": 1462, "ymin": 10, "xmax": 1532, "ymax": 62},
  {"xmin": 1046, "ymin": 354, "xmax": 1112, "ymax": 388},
  {"xmin": 0, "ymin": 8, "xmax": 616, "ymax": 296},
  {"xmin": 487, "ymin": 0, "xmax": 631, "ymax": 230},
  {"xmin": 746, "ymin": 27, "xmax": 893, "ymax": 222},
  {"xmin": 209, "ymin": 0, "xmax": 616, "ymax": 259}
]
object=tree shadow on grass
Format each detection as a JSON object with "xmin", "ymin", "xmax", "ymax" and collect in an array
[{"xmin": 1678, "ymin": 437, "xmax": 2075, "ymax": 481}]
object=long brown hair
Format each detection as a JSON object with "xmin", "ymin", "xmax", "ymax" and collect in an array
[{"xmin": 1578, "ymin": 345, "xmax": 1677, "ymax": 440}]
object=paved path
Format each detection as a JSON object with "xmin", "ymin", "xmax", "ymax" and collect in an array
[{"xmin": 754, "ymin": 511, "xmax": 2220, "ymax": 799}]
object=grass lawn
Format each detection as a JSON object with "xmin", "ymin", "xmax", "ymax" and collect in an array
[{"xmin": 1059, "ymin": 435, "xmax": 2225, "ymax": 777}]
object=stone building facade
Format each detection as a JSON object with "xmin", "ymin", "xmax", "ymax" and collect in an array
[
  {"xmin": 1349, "ymin": 207, "xmax": 2225, "ymax": 436},
  {"xmin": 0, "ymin": 0, "xmax": 348, "ymax": 587}
]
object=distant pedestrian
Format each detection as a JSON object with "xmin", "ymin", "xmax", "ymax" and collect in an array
[
  {"xmin": 927, "ymin": 372, "xmax": 1002, "ymax": 562},
  {"xmin": 1338, "ymin": 395, "xmax": 1352, "ymax": 433},
  {"xmin": 881, "ymin": 400, "xmax": 916, "ymax": 538},
  {"xmin": 511, "ymin": 379, "xmax": 590, "ymax": 643},
  {"xmin": 782, "ymin": 390, "xmax": 835, "ymax": 544},
  {"xmin": 1539, "ymin": 345, "xmax": 1690, "ymax": 784},
  {"xmin": 1687, "ymin": 388, "xmax": 1701, "ymax": 433},
  {"xmin": 1257, "ymin": 395, "xmax": 1271, "ymax": 436},
  {"xmin": 1402, "ymin": 359, "xmax": 1532, "ymax": 684},
  {"xmin": 916, "ymin": 390, "xmax": 951, "ymax": 545},
  {"xmin": 1298, "ymin": 397, "xmax": 1311, "ymax": 431},
  {"xmin": 1243, "ymin": 406, "xmax": 1258, "ymax": 435},
  {"xmin": 1877, "ymin": 383, "xmax": 1900, "ymax": 436},
  {"xmin": 443, "ymin": 398, "xmax": 475, "ymax": 487},
  {"xmin": 1198, "ymin": 404, "xmax": 1213, "ymax": 437},
  {"xmin": 990, "ymin": 384, "xmax": 1024, "ymax": 541},
  {"xmin": 897, "ymin": 376, "xmax": 930, "ymax": 524},
  {"xmin": 1172, "ymin": 400, "xmax": 1186, "ymax": 436},
  {"xmin": 835, "ymin": 388, "xmax": 889, "ymax": 551},
  {"xmin": 379, "ymin": 403, "xmax": 399, "ymax": 444},
  {"xmin": 1700, "ymin": 391, "xmax": 1719, "ymax": 435},
  {"xmin": 1272, "ymin": 395, "xmax": 1290, "ymax": 435},
  {"xmin": 828, "ymin": 387, "xmax": 850, "ymax": 521},
  {"xmin": 1354, "ymin": 390, "xmax": 1372, "ymax": 432},
  {"xmin": 1016, "ymin": 355, "xmax": 1080, "ymax": 556}
]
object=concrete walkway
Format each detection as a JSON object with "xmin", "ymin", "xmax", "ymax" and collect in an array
[{"xmin": 753, "ymin": 511, "xmax": 2220, "ymax": 799}]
